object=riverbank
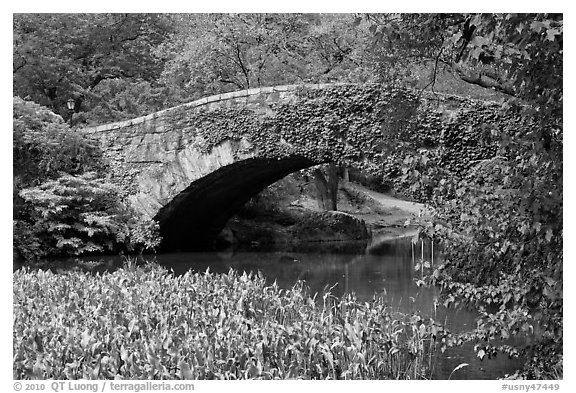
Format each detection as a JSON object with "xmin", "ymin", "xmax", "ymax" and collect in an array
[{"xmin": 219, "ymin": 174, "xmax": 432, "ymax": 248}]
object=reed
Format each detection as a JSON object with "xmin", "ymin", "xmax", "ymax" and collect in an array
[{"xmin": 13, "ymin": 264, "xmax": 449, "ymax": 380}]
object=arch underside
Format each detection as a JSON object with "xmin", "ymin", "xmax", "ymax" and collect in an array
[{"xmin": 154, "ymin": 156, "xmax": 319, "ymax": 251}]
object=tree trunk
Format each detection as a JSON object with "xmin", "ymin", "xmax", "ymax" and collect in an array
[
  {"xmin": 327, "ymin": 162, "xmax": 338, "ymax": 211},
  {"xmin": 314, "ymin": 168, "xmax": 329, "ymax": 210},
  {"xmin": 342, "ymin": 165, "xmax": 349, "ymax": 182},
  {"xmin": 314, "ymin": 163, "xmax": 339, "ymax": 211}
]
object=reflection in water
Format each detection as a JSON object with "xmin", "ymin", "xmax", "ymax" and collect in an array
[{"xmin": 63, "ymin": 236, "xmax": 527, "ymax": 379}]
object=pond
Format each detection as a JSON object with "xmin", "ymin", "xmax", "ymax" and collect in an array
[{"xmin": 49, "ymin": 235, "xmax": 529, "ymax": 379}]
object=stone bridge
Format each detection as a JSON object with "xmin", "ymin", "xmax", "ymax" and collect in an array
[{"xmin": 85, "ymin": 83, "xmax": 497, "ymax": 250}]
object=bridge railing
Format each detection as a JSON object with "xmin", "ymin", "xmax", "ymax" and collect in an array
[{"xmin": 84, "ymin": 83, "xmax": 349, "ymax": 134}]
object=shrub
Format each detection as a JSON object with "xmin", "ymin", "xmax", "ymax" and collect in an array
[
  {"xmin": 13, "ymin": 97, "xmax": 103, "ymax": 185},
  {"xmin": 15, "ymin": 172, "xmax": 160, "ymax": 260}
]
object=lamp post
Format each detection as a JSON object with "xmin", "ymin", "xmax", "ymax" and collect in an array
[{"xmin": 66, "ymin": 98, "xmax": 75, "ymax": 127}]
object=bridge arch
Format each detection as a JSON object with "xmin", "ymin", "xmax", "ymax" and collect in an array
[{"xmin": 154, "ymin": 155, "xmax": 317, "ymax": 250}]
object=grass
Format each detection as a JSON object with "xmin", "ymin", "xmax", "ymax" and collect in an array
[{"xmin": 13, "ymin": 263, "xmax": 450, "ymax": 380}]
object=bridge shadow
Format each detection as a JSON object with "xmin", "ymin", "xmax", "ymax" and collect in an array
[{"xmin": 154, "ymin": 155, "xmax": 318, "ymax": 251}]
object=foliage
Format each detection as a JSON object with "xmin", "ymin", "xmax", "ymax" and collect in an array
[
  {"xmin": 13, "ymin": 13, "xmax": 504, "ymax": 126},
  {"xmin": 158, "ymin": 14, "xmax": 374, "ymax": 100},
  {"xmin": 364, "ymin": 13, "xmax": 563, "ymax": 378},
  {"xmin": 165, "ymin": 84, "xmax": 505, "ymax": 179},
  {"xmin": 13, "ymin": 13, "xmax": 175, "ymax": 124},
  {"xmin": 13, "ymin": 97, "xmax": 103, "ymax": 186},
  {"xmin": 13, "ymin": 13, "xmax": 377, "ymax": 124},
  {"xmin": 426, "ymin": 137, "xmax": 562, "ymax": 378},
  {"xmin": 15, "ymin": 173, "xmax": 160, "ymax": 260},
  {"xmin": 363, "ymin": 13, "xmax": 562, "ymax": 101},
  {"xmin": 85, "ymin": 79, "xmax": 185, "ymax": 124},
  {"xmin": 13, "ymin": 97, "xmax": 159, "ymax": 261},
  {"xmin": 14, "ymin": 266, "xmax": 455, "ymax": 380},
  {"xmin": 381, "ymin": 98, "xmax": 507, "ymax": 202}
]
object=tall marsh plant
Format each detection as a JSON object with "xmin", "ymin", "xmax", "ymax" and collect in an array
[{"xmin": 14, "ymin": 266, "xmax": 449, "ymax": 380}]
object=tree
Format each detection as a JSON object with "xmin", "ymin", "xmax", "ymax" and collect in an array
[
  {"xmin": 158, "ymin": 14, "xmax": 374, "ymax": 100},
  {"xmin": 13, "ymin": 13, "xmax": 175, "ymax": 124},
  {"xmin": 313, "ymin": 163, "xmax": 339, "ymax": 211},
  {"xmin": 364, "ymin": 13, "xmax": 562, "ymax": 105}
]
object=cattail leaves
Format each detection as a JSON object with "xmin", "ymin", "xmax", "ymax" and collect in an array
[{"xmin": 14, "ymin": 265, "xmax": 450, "ymax": 380}]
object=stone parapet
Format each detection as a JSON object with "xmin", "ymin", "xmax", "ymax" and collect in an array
[{"xmin": 85, "ymin": 83, "xmax": 349, "ymax": 134}]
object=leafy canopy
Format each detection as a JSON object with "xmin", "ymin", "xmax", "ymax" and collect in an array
[
  {"xmin": 13, "ymin": 13, "xmax": 174, "ymax": 123},
  {"xmin": 364, "ymin": 13, "xmax": 562, "ymax": 379}
]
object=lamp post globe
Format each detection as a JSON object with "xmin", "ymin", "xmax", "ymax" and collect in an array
[{"xmin": 66, "ymin": 98, "xmax": 75, "ymax": 126}]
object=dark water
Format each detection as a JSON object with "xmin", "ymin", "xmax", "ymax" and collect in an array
[{"xmin": 52, "ymin": 235, "xmax": 529, "ymax": 379}]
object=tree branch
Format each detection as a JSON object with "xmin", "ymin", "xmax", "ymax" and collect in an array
[
  {"xmin": 233, "ymin": 44, "xmax": 251, "ymax": 89},
  {"xmin": 417, "ymin": 45, "xmax": 444, "ymax": 101},
  {"xmin": 332, "ymin": 38, "xmax": 360, "ymax": 66},
  {"xmin": 452, "ymin": 63, "xmax": 516, "ymax": 96},
  {"xmin": 13, "ymin": 57, "xmax": 27, "ymax": 73},
  {"xmin": 218, "ymin": 76, "xmax": 244, "ymax": 90},
  {"xmin": 87, "ymin": 69, "xmax": 136, "ymax": 90}
]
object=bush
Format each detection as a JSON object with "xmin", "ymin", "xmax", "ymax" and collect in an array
[
  {"xmin": 13, "ymin": 97, "xmax": 103, "ymax": 185},
  {"xmin": 13, "ymin": 97, "xmax": 160, "ymax": 261},
  {"xmin": 15, "ymin": 172, "xmax": 160, "ymax": 260}
]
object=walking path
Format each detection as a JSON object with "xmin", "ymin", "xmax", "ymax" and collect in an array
[{"xmin": 341, "ymin": 182, "xmax": 433, "ymax": 240}]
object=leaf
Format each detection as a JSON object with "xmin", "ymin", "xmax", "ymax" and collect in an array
[
  {"xmin": 162, "ymin": 336, "xmax": 173, "ymax": 350},
  {"xmin": 530, "ymin": 21, "xmax": 546, "ymax": 33},
  {"xmin": 470, "ymin": 14, "xmax": 482, "ymax": 27},
  {"xmin": 546, "ymin": 28, "xmax": 560, "ymax": 42},
  {"xmin": 128, "ymin": 318, "xmax": 138, "ymax": 335},
  {"xmin": 452, "ymin": 362, "xmax": 469, "ymax": 373},
  {"xmin": 179, "ymin": 361, "xmax": 195, "ymax": 379},
  {"xmin": 471, "ymin": 35, "xmax": 489, "ymax": 47},
  {"xmin": 477, "ymin": 349, "xmax": 486, "ymax": 360},
  {"xmin": 450, "ymin": 31, "xmax": 463, "ymax": 45},
  {"xmin": 322, "ymin": 349, "xmax": 334, "ymax": 369},
  {"xmin": 120, "ymin": 345, "xmax": 129, "ymax": 362},
  {"xmin": 448, "ymin": 362, "xmax": 469, "ymax": 379},
  {"xmin": 80, "ymin": 329, "xmax": 91, "ymax": 348}
]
